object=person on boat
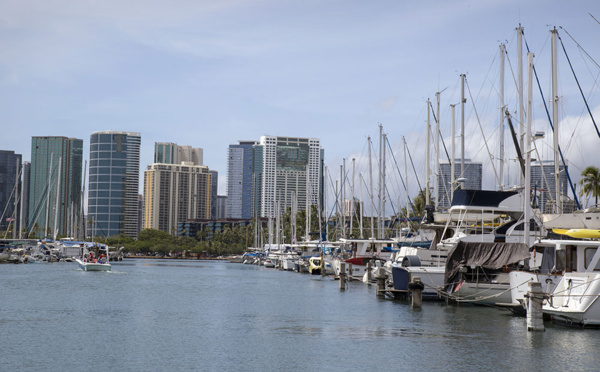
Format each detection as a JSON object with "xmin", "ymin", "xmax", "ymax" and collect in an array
[{"xmin": 98, "ymin": 254, "xmax": 105, "ymax": 264}]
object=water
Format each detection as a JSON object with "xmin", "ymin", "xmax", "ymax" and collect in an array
[{"xmin": 2, "ymin": 259, "xmax": 600, "ymax": 371}]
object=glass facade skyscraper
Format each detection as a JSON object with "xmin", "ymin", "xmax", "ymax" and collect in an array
[
  {"xmin": 0, "ymin": 150, "xmax": 22, "ymax": 232},
  {"xmin": 226, "ymin": 141, "xmax": 256, "ymax": 219},
  {"xmin": 29, "ymin": 137, "xmax": 83, "ymax": 237},
  {"xmin": 88, "ymin": 131, "xmax": 141, "ymax": 238}
]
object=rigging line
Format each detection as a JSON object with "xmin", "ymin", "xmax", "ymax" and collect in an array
[
  {"xmin": 560, "ymin": 27, "xmax": 600, "ymax": 70},
  {"xmin": 428, "ymin": 103, "xmax": 452, "ymax": 166},
  {"xmin": 405, "ymin": 141, "xmax": 424, "ymax": 198},
  {"xmin": 557, "ymin": 30, "xmax": 600, "ymax": 140},
  {"xmin": 523, "ymin": 34, "xmax": 581, "ymax": 209},
  {"xmin": 591, "ymin": 12, "xmax": 600, "ymax": 26},
  {"xmin": 465, "ymin": 77, "xmax": 501, "ymax": 186},
  {"xmin": 385, "ymin": 136, "xmax": 418, "ymax": 219}
]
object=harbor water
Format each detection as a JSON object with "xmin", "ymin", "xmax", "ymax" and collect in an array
[{"xmin": 3, "ymin": 259, "xmax": 600, "ymax": 371}]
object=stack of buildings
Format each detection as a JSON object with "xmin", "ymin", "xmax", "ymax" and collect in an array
[{"xmin": 0, "ymin": 132, "xmax": 326, "ymax": 243}]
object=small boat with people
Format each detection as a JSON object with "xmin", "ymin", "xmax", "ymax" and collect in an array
[{"xmin": 75, "ymin": 243, "xmax": 111, "ymax": 271}]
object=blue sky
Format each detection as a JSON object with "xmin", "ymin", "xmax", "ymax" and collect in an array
[{"xmin": 2, "ymin": 0, "xmax": 600, "ymax": 208}]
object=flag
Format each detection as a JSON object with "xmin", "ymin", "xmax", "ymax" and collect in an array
[{"xmin": 6, "ymin": 217, "xmax": 14, "ymax": 222}]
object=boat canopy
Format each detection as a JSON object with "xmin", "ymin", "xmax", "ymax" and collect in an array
[
  {"xmin": 451, "ymin": 190, "xmax": 519, "ymax": 209},
  {"xmin": 444, "ymin": 241, "xmax": 529, "ymax": 285}
]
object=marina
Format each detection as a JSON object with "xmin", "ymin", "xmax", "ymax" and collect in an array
[{"xmin": 3, "ymin": 258, "xmax": 600, "ymax": 372}]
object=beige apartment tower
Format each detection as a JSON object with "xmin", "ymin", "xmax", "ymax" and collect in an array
[{"xmin": 143, "ymin": 162, "xmax": 212, "ymax": 234}]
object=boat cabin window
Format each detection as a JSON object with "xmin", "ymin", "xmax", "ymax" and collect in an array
[
  {"xmin": 584, "ymin": 248, "xmax": 600, "ymax": 271},
  {"xmin": 554, "ymin": 249, "xmax": 565, "ymax": 273},
  {"xmin": 367, "ymin": 243, "xmax": 376, "ymax": 253},
  {"xmin": 566, "ymin": 246, "xmax": 577, "ymax": 272}
]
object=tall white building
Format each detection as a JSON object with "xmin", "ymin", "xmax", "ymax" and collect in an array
[
  {"xmin": 143, "ymin": 162, "xmax": 212, "ymax": 234},
  {"xmin": 253, "ymin": 136, "xmax": 323, "ymax": 218}
]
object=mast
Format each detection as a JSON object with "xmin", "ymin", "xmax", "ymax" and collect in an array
[
  {"xmin": 499, "ymin": 43, "xmax": 506, "ymax": 190},
  {"xmin": 19, "ymin": 162, "xmax": 25, "ymax": 239},
  {"xmin": 435, "ymin": 91, "xmax": 440, "ymax": 208},
  {"xmin": 351, "ymin": 158, "xmax": 355, "ymax": 237},
  {"xmin": 378, "ymin": 124, "xmax": 383, "ymax": 239},
  {"xmin": 53, "ymin": 157, "xmax": 62, "ymax": 241},
  {"xmin": 403, "ymin": 137, "xmax": 409, "ymax": 225},
  {"xmin": 341, "ymin": 161, "xmax": 345, "ymax": 238},
  {"xmin": 368, "ymin": 136, "xmax": 375, "ymax": 239},
  {"xmin": 13, "ymin": 158, "xmax": 19, "ymax": 239},
  {"xmin": 450, "ymin": 104, "xmax": 457, "ymax": 203},
  {"xmin": 381, "ymin": 131, "xmax": 387, "ymax": 239},
  {"xmin": 517, "ymin": 25, "xmax": 525, "ymax": 185},
  {"xmin": 426, "ymin": 100, "xmax": 431, "ymax": 205},
  {"xmin": 359, "ymin": 173, "xmax": 364, "ymax": 239},
  {"xmin": 460, "ymin": 75, "xmax": 466, "ymax": 184},
  {"xmin": 551, "ymin": 27, "xmax": 561, "ymax": 213},
  {"xmin": 525, "ymin": 52, "xmax": 534, "ymax": 244},
  {"xmin": 45, "ymin": 154, "xmax": 53, "ymax": 238}
]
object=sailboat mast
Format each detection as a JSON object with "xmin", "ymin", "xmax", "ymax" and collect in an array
[
  {"xmin": 53, "ymin": 157, "xmax": 62, "ymax": 241},
  {"xmin": 450, "ymin": 104, "xmax": 457, "ymax": 203},
  {"xmin": 525, "ymin": 52, "xmax": 534, "ymax": 244},
  {"xmin": 45, "ymin": 154, "xmax": 53, "ymax": 238},
  {"xmin": 460, "ymin": 75, "xmax": 465, "ymax": 184},
  {"xmin": 517, "ymin": 25, "xmax": 525, "ymax": 185},
  {"xmin": 551, "ymin": 27, "xmax": 561, "ymax": 213},
  {"xmin": 368, "ymin": 136, "xmax": 374, "ymax": 239},
  {"xmin": 378, "ymin": 124, "xmax": 383, "ymax": 239},
  {"xmin": 13, "ymin": 158, "xmax": 19, "ymax": 239},
  {"xmin": 499, "ymin": 43, "xmax": 506, "ymax": 190},
  {"xmin": 435, "ymin": 92, "xmax": 440, "ymax": 208},
  {"xmin": 382, "ymin": 132, "xmax": 386, "ymax": 239},
  {"xmin": 403, "ymin": 137, "xmax": 409, "ymax": 225},
  {"xmin": 350, "ymin": 158, "xmax": 355, "ymax": 237},
  {"xmin": 426, "ymin": 100, "xmax": 431, "ymax": 205}
]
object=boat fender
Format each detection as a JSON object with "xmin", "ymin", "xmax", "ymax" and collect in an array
[{"xmin": 402, "ymin": 255, "xmax": 421, "ymax": 267}]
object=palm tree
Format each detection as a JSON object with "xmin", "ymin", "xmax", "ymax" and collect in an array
[{"xmin": 579, "ymin": 166, "xmax": 600, "ymax": 206}]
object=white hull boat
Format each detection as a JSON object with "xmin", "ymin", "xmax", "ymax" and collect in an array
[
  {"xmin": 543, "ymin": 272, "xmax": 600, "ymax": 326},
  {"xmin": 76, "ymin": 259, "xmax": 111, "ymax": 271}
]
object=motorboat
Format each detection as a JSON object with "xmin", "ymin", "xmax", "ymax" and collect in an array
[
  {"xmin": 76, "ymin": 243, "xmax": 111, "ymax": 271},
  {"xmin": 76, "ymin": 258, "xmax": 111, "ymax": 272},
  {"xmin": 504, "ymin": 240, "xmax": 600, "ymax": 312},
  {"xmin": 308, "ymin": 256, "xmax": 322, "ymax": 275},
  {"xmin": 263, "ymin": 259, "xmax": 275, "ymax": 268}
]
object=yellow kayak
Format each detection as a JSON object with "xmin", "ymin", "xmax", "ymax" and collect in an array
[{"xmin": 553, "ymin": 229, "xmax": 600, "ymax": 239}]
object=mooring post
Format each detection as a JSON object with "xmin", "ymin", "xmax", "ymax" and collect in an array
[
  {"xmin": 339, "ymin": 262, "xmax": 346, "ymax": 290},
  {"xmin": 348, "ymin": 263, "xmax": 353, "ymax": 281},
  {"xmin": 526, "ymin": 281, "xmax": 545, "ymax": 332},
  {"xmin": 365, "ymin": 261, "xmax": 372, "ymax": 283},
  {"xmin": 375, "ymin": 267, "xmax": 388, "ymax": 298},
  {"xmin": 409, "ymin": 276, "xmax": 424, "ymax": 308}
]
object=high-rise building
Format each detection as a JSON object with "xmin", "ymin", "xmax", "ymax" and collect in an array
[
  {"xmin": 208, "ymin": 170, "xmax": 218, "ymax": 220},
  {"xmin": 0, "ymin": 150, "xmax": 22, "ymax": 232},
  {"xmin": 253, "ymin": 136, "xmax": 323, "ymax": 218},
  {"xmin": 154, "ymin": 142, "xmax": 203, "ymax": 166},
  {"xmin": 531, "ymin": 160, "xmax": 568, "ymax": 213},
  {"xmin": 437, "ymin": 159, "xmax": 482, "ymax": 210},
  {"xmin": 88, "ymin": 131, "xmax": 141, "ymax": 238},
  {"xmin": 29, "ymin": 137, "xmax": 83, "ymax": 238},
  {"xmin": 216, "ymin": 195, "xmax": 227, "ymax": 219},
  {"xmin": 143, "ymin": 162, "xmax": 212, "ymax": 233},
  {"xmin": 226, "ymin": 141, "xmax": 256, "ymax": 219}
]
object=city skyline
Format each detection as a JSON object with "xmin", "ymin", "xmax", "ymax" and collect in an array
[{"xmin": 1, "ymin": 2, "xmax": 600, "ymax": 210}]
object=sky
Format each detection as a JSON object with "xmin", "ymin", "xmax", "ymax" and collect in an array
[{"xmin": 2, "ymin": 0, "xmax": 600, "ymax": 211}]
